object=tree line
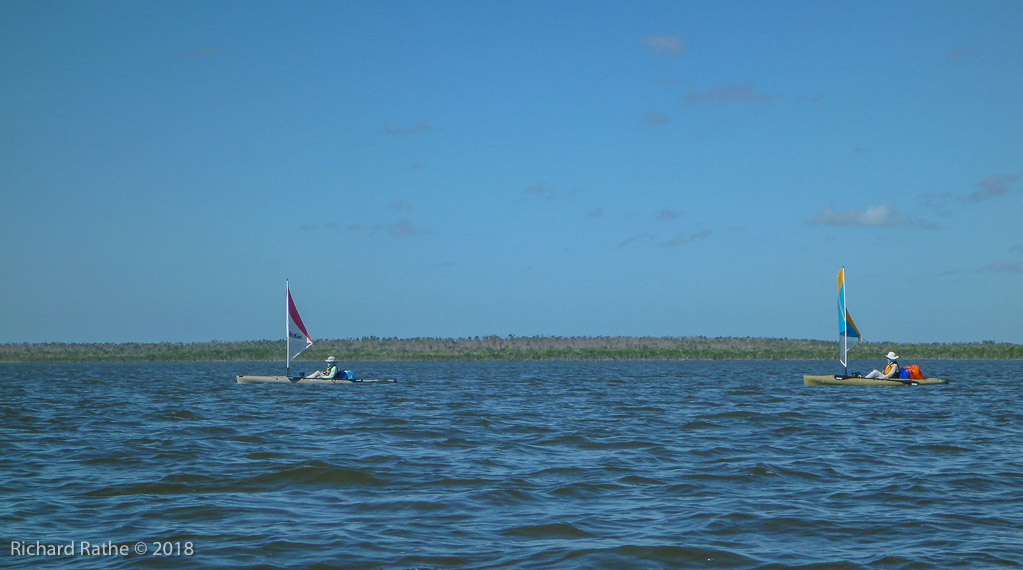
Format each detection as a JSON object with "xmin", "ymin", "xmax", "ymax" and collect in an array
[{"xmin": 1, "ymin": 336, "xmax": 1020, "ymax": 362}]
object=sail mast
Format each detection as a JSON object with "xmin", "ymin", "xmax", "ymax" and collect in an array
[
  {"xmin": 837, "ymin": 267, "xmax": 862, "ymax": 376},
  {"xmin": 839, "ymin": 267, "xmax": 848, "ymax": 374},
  {"xmin": 286, "ymin": 279, "xmax": 291, "ymax": 377},
  {"xmin": 843, "ymin": 273, "xmax": 848, "ymax": 376}
]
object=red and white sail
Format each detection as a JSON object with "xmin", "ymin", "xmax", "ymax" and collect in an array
[{"xmin": 286, "ymin": 281, "xmax": 313, "ymax": 366}]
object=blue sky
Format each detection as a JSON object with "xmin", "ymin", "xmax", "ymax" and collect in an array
[{"xmin": 2, "ymin": 1, "xmax": 1021, "ymax": 344}]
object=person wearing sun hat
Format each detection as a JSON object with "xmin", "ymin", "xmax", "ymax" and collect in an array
[
  {"xmin": 305, "ymin": 356, "xmax": 341, "ymax": 379},
  {"xmin": 864, "ymin": 351, "xmax": 901, "ymax": 379}
]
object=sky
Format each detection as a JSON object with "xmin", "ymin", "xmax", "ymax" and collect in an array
[{"xmin": 2, "ymin": 1, "xmax": 1022, "ymax": 345}]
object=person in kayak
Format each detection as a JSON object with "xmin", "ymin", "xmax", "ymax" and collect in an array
[
  {"xmin": 864, "ymin": 351, "xmax": 900, "ymax": 379},
  {"xmin": 306, "ymin": 356, "xmax": 341, "ymax": 379}
]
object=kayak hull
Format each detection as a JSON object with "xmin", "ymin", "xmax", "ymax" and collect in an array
[
  {"xmin": 237, "ymin": 375, "xmax": 396, "ymax": 385},
  {"xmin": 803, "ymin": 374, "xmax": 947, "ymax": 387}
]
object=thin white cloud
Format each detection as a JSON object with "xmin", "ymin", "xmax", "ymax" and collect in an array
[
  {"xmin": 522, "ymin": 183, "xmax": 559, "ymax": 201},
  {"xmin": 643, "ymin": 109, "xmax": 670, "ymax": 127},
  {"xmin": 920, "ymin": 191, "xmax": 954, "ymax": 216},
  {"xmin": 656, "ymin": 208, "xmax": 680, "ymax": 221},
  {"xmin": 661, "ymin": 229, "xmax": 711, "ymax": 247},
  {"xmin": 810, "ymin": 203, "xmax": 910, "ymax": 227},
  {"xmin": 964, "ymin": 174, "xmax": 1019, "ymax": 202},
  {"xmin": 923, "ymin": 173, "xmax": 1020, "ymax": 217},
  {"xmin": 798, "ymin": 91, "xmax": 827, "ymax": 104},
  {"xmin": 685, "ymin": 83, "xmax": 774, "ymax": 104},
  {"xmin": 618, "ymin": 228, "xmax": 711, "ymax": 248},
  {"xmin": 344, "ymin": 219, "xmax": 428, "ymax": 237},
  {"xmin": 384, "ymin": 120, "xmax": 433, "ymax": 136},
  {"xmin": 947, "ymin": 48, "xmax": 977, "ymax": 62},
  {"xmin": 619, "ymin": 232, "xmax": 655, "ymax": 248},
  {"xmin": 643, "ymin": 35, "xmax": 685, "ymax": 57},
  {"xmin": 389, "ymin": 219, "xmax": 427, "ymax": 237},
  {"xmin": 977, "ymin": 259, "xmax": 1023, "ymax": 274},
  {"xmin": 180, "ymin": 47, "xmax": 220, "ymax": 60}
]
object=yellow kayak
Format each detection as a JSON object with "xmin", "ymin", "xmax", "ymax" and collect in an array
[
  {"xmin": 803, "ymin": 374, "xmax": 947, "ymax": 387},
  {"xmin": 236, "ymin": 375, "xmax": 396, "ymax": 385}
]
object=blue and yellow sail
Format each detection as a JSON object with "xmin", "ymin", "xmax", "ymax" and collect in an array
[{"xmin": 837, "ymin": 267, "xmax": 861, "ymax": 368}]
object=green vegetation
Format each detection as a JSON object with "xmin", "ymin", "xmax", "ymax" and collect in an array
[{"xmin": 2, "ymin": 336, "xmax": 1021, "ymax": 362}]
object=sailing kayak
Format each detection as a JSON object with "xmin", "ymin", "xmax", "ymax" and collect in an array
[
  {"xmin": 237, "ymin": 283, "xmax": 397, "ymax": 386},
  {"xmin": 803, "ymin": 374, "xmax": 947, "ymax": 387},
  {"xmin": 237, "ymin": 375, "xmax": 396, "ymax": 385}
]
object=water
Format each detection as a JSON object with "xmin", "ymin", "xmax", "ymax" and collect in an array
[{"xmin": 2, "ymin": 360, "xmax": 1021, "ymax": 568}]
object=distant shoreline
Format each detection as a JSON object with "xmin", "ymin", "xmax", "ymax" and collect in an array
[{"xmin": 2, "ymin": 336, "xmax": 1020, "ymax": 362}]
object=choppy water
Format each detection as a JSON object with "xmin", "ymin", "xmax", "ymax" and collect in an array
[{"xmin": 2, "ymin": 360, "xmax": 1022, "ymax": 568}]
